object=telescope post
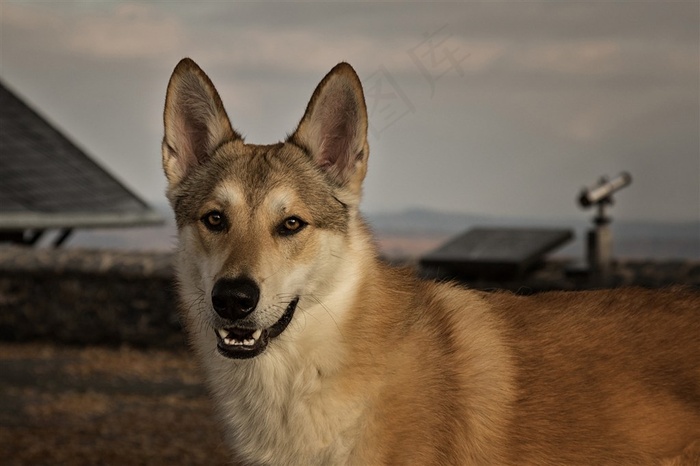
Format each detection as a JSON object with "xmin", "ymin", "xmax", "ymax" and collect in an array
[{"xmin": 587, "ymin": 201, "xmax": 612, "ymax": 282}]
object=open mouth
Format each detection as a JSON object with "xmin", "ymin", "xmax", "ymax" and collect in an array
[{"xmin": 215, "ymin": 297, "xmax": 299, "ymax": 359}]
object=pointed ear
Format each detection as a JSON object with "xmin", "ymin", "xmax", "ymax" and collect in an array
[
  {"xmin": 162, "ymin": 58, "xmax": 241, "ymax": 187},
  {"xmin": 288, "ymin": 63, "xmax": 369, "ymax": 195}
]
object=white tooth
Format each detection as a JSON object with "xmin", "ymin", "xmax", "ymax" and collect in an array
[
  {"xmin": 252, "ymin": 329, "xmax": 262, "ymax": 340},
  {"xmin": 218, "ymin": 329, "xmax": 228, "ymax": 339},
  {"xmin": 243, "ymin": 339, "xmax": 255, "ymax": 346}
]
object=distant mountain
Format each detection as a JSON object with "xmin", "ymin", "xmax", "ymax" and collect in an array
[
  {"xmin": 65, "ymin": 206, "xmax": 699, "ymax": 260},
  {"xmin": 364, "ymin": 208, "xmax": 491, "ymax": 235},
  {"xmin": 365, "ymin": 208, "xmax": 699, "ymax": 260}
]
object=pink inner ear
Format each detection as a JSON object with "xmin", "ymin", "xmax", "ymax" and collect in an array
[
  {"xmin": 314, "ymin": 90, "xmax": 360, "ymax": 181},
  {"xmin": 182, "ymin": 112, "xmax": 211, "ymax": 166},
  {"xmin": 166, "ymin": 105, "xmax": 209, "ymax": 178},
  {"xmin": 318, "ymin": 128, "xmax": 353, "ymax": 175}
]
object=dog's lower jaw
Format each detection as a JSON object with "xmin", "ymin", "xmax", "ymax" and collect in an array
[{"xmin": 215, "ymin": 297, "xmax": 300, "ymax": 359}]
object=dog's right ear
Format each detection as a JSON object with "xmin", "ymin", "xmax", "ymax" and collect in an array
[{"xmin": 162, "ymin": 58, "xmax": 241, "ymax": 187}]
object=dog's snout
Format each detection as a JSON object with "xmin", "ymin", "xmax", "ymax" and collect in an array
[{"xmin": 211, "ymin": 277, "xmax": 260, "ymax": 321}]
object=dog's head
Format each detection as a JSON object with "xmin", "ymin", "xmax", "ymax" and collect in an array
[{"xmin": 162, "ymin": 59, "xmax": 369, "ymax": 359}]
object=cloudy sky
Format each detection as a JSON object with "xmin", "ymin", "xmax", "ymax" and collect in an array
[{"xmin": 2, "ymin": 1, "xmax": 698, "ymax": 224}]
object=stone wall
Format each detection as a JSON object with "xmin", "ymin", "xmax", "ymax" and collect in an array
[
  {"xmin": 1, "ymin": 246, "xmax": 698, "ymax": 347},
  {"xmin": 0, "ymin": 246, "xmax": 183, "ymax": 348}
]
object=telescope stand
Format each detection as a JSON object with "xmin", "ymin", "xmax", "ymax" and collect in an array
[{"xmin": 586, "ymin": 202, "xmax": 613, "ymax": 284}]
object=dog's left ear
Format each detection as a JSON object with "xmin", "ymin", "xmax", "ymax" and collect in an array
[{"xmin": 289, "ymin": 63, "xmax": 369, "ymax": 197}]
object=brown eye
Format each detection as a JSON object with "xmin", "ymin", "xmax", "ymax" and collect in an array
[
  {"xmin": 278, "ymin": 216, "xmax": 306, "ymax": 236},
  {"xmin": 202, "ymin": 210, "xmax": 226, "ymax": 232}
]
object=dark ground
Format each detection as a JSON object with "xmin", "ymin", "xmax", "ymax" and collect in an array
[{"xmin": 0, "ymin": 343, "xmax": 233, "ymax": 465}]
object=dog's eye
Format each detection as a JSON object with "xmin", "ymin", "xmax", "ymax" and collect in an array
[
  {"xmin": 202, "ymin": 210, "xmax": 226, "ymax": 232},
  {"xmin": 278, "ymin": 216, "xmax": 306, "ymax": 236}
]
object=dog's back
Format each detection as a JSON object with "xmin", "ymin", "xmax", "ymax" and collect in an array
[
  {"xmin": 484, "ymin": 287, "xmax": 700, "ymax": 464},
  {"xmin": 343, "ymin": 266, "xmax": 700, "ymax": 465}
]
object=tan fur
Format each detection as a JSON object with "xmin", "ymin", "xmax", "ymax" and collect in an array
[{"xmin": 162, "ymin": 58, "xmax": 700, "ymax": 465}]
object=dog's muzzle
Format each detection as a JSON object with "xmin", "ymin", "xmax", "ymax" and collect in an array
[{"xmin": 211, "ymin": 277, "xmax": 298, "ymax": 359}]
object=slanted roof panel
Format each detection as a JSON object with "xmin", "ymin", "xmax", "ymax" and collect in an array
[{"xmin": 0, "ymin": 80, "xmax": 162, "ymax": 230}]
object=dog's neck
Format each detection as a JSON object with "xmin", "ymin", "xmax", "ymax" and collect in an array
[{"xmin": 201, "ymin": 218, "xmax": 382, "ymax": 465}]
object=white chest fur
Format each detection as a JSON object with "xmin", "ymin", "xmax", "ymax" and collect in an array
[{"xmin": 201, "ymin": 332, "xmax": 364, "ymax": 466}]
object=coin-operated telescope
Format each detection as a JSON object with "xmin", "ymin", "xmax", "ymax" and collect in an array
[{"xmin": 578, "ymin": 172, "xmax": 632, "ymax": 282}]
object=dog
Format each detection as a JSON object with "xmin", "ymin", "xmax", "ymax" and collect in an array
[{"xmin": 162, "ymin": 58, "xmax": 700, "ymax": 465}]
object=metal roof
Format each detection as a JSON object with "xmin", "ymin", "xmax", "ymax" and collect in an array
[
  {"xmin": 421, "ymin": 227, "xmax": 573, "ymax": 279},
  {"xmin": 0, "ymin": 80, "xmax": 162, "ymax": 231}
]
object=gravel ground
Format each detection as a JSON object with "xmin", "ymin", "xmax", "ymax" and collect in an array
[{"xmin": 0, "ymin": 343, "xmax": 234, "ymax": 465}]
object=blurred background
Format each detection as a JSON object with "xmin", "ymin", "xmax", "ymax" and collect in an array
[
  {"xmin": 2, "ymin": 1, "xmax": 698, "ymax": 258},
  {"xmin": 1, "ymin": 3, "xmax": 698, "ymax": 464}
]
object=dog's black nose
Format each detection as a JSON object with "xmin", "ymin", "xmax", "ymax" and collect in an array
[{"xmin": 211, "ymin": 277, "xmax": 260, "ymax": 321}]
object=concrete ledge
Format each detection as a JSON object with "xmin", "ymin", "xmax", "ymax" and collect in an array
[{"xmin": 0, "ymin": 246, "xmax": 173, "ymax": 278}]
